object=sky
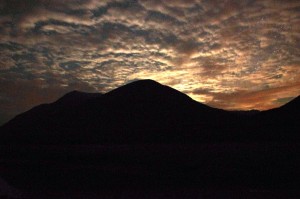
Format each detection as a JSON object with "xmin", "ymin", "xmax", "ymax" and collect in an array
[{"xmin": 0, "ymin": 0, "xmax": 300, "ymax": 125}]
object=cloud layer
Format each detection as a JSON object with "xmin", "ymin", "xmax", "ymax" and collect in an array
[{"xmin": 0, "ymin": 0, "xmax": 300, "ymax": 124}]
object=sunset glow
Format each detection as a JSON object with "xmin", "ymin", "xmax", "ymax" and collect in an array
[{"xmin": 0, "ymin": 0, "xmax": 300, "ymax": 124}]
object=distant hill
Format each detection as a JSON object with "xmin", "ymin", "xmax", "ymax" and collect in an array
[{"xmin": 0, "ymin": 80, "xmax": 299, "ymax": 144}]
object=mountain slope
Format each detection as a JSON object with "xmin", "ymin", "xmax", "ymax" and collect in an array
[{"xmin": 252, "ymin": 96, "xmax": 300, "ymax": 140}]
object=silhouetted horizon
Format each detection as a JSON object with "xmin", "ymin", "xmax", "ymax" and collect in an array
[
  {"xmin": 1, "ymin": 79, "xmax": 299, "ymax": 145},
  {"xmin": 0, "ymin": 79, "xmax": 299, "ymax": 198},
  {"xmin": 2, "ymin": 79, "xmax": 300, "ymax": 128},
  {"xmin": 1, "ymin": 79, "xmax": 299, "ymax": 127}
]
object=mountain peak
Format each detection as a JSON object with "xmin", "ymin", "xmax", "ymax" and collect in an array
[
  {"xmin": 105, "ymin": 79, "xmax": 192, "ymax": 103},
  {"xmin": 115, "ymin": 79, "xmax": 163, "ymax": 91},
  {"xmin": 127, "ymin": 79, "xmax": 162, "ymax": 86}
]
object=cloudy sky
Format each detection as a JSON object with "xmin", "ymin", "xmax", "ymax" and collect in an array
[{"xmin": 0, "ymin": 0, "xmax": 300, "ymax": 124}]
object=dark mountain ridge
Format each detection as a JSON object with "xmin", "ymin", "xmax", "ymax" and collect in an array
[{"xmin": 0, "ymin": 79, "xmax": 299, "ymax": 144}]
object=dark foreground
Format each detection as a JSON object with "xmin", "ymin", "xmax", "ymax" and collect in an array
[
  {"xmin": 1, "ymin": 143, "xmax": 299, "ymax": 199},
  {"xmin": 7, "ymin": 187, "xmax": 300, "ymax": 199}
]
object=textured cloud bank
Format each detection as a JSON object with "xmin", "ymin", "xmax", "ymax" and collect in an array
[{"xmin": 0, "ymin": 0, "xmax": 300, "ymax": 124}]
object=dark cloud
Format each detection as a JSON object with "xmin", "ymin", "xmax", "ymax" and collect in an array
[
  {"xmin": 0, "ymin": 0, "xmax": 39, "ymax": 16},
  {"xmin": 59, "ymin": 61, "xmax": 89, "ymax": 70},
  {"xmin": 0, "ymin": 0, "xmax": 300, "ymax": 124},
  {"xmin": 12, "ymin": 53, "xmax": 35, "ymax": 62}
]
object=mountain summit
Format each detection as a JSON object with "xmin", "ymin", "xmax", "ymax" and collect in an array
[{"xmin": 105, "ymin": 79, "xmax": 192, "ymax": 102}]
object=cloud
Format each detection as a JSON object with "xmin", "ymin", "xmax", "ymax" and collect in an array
[
  {"xmin": 59, "ymin": 61, "xmax": 90, "ymax": 70},
  {"xmin": 0, "ymin": 0, "xmax": 300, "ymax": 124},
  {"xmin": 207, "ymin": 81, "xmax": 300, "ymax": 110}
]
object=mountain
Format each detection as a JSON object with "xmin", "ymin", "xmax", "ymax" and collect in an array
[
  {"xmin": 0, "ymin": 80, "xmax": 223, "ymax": 144},
  {"xmin": 0, "ymin": 80, "xmax": 299, "ymax": 195},
  {"xmin": 0, "ymin": 80, "xmax": 299, "ymax": 144}
]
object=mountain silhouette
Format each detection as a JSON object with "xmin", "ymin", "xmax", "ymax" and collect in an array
[
  {"xmin": 0, "ymin": 79, "xmax": 299, "ymax": 144},
  {"xmin": 0, "ymin": 80, "xmax": 299, "ymax": 196},
  {"xmin": 0, "ymin": 80, "xmax": 223, "ymax": 144}
]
